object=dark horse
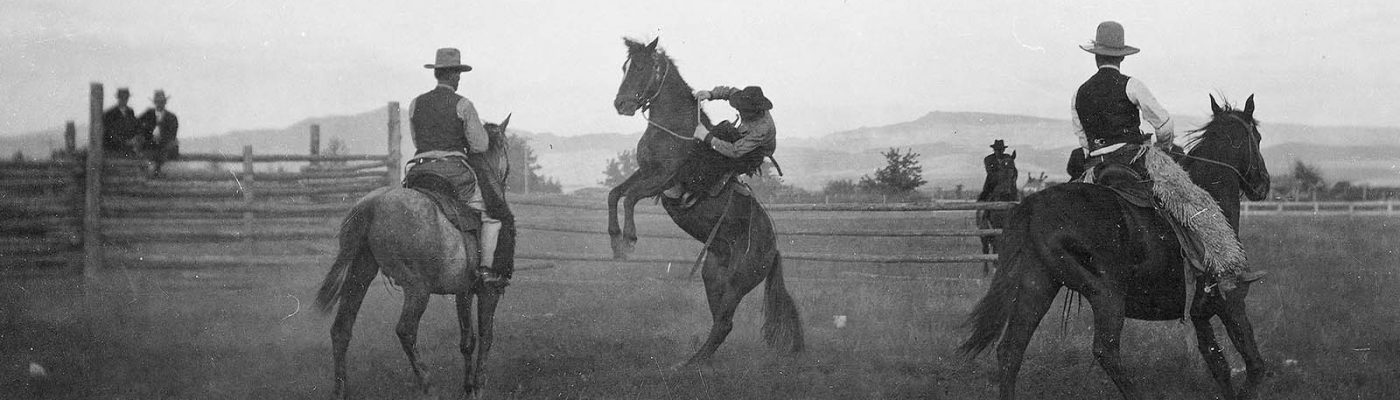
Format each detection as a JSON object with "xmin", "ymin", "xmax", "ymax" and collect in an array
[
  {"xmin": 976, "ymin": 150, "xmax": 1020, "ymax": 274},
  {"xmin": 315, "ymin": 117, "xmax": 513, "ymax": 399},
  {"xmin": 961, "ymin": 95, "xmax": 1270, "ymax": 400},
  {"xmin": 610, "ymin": 37, "xmax": 803, "ymax": 365}
]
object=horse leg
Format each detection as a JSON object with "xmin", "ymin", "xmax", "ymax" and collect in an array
[
  {"xmin": 468, "ymin": 286, "xmax": 503, "ymax": 400},
  {"xmin": 396, "ymin": 290, "xmax": 434, "ymax": 396},
  {"xmin": 331, "ymin": 253, "xmax": 379, "ymax": 400},
  {"xmin": 1219, "ymin": 286, "xmax": 1267, "ymax": 400},
  {"xmin": 608, "ymin": 172, "xmax": 642, "ymax": 259},
  {"xmin": 994, "ymin": 267, "xmax": 1058, "ymax": 400},
  {"xmin": 618, "ymin": 169, "xmax": 676, "ymax": 258},
  {"xmin": 679, "ymin": 254, "xmax": 744, "ymax": 367},
  {"xmin": 1191, "ymin": 312, "xmax": 1237, "ymax": 400},
  {"xmin": 1087, "ymin": 293, "xmax": 1140, "ymax": 400},
  {"xmin": 455, "ymin": 293, "xmax": 479, "ymax": 399}
]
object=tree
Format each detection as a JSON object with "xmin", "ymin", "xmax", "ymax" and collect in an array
[
  {"xmin": 504, "ymin": 134, "xmax": 562, "ymax": 194},
  {"xmin": 859, "ymin": 148, "xmax": 927, "ymax": 195},
  {"xmin": 1291, "ymin": 160, "xmax": 1325, "ymax": 200},
  {"xmin": 822, "ymin": 179, "xmax": 859, "ymax": 196},
  {"xmin": 745, "ymin": 163, "xmax": 809, "ymax": 201},
  {"xmin": 600, "ymin": 149, "xmax": 638, "ymax": 187}
]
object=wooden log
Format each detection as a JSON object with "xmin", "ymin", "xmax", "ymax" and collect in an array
[
  {"xmin": 387, "ymin": 102, "xmax": 402, "ymax": 187},
  {"xmin": 102, "ymin": 199, "xmax": 352, "ymax": 215},
  {"xmin": 0, "ymin": 217, "xmax": 80, "ymax": 233},
  {"xmin": 300, "ymin": 161, "xmax": 387, "ymax": 173},
  {"xmin": 516, "ymin": 223, "xmax": 1002, "ymax": 238},
  {"xmin": 102, "ymin": 182, "xmax": 382, "ymax": 198},
  {"xmin": 175, "ymin": 153, "xmax": 384, "ymax": 163},
  {"xmin": 103, "ymin": 227, "xmax": 337, "ymax": 243},
  {"xmin": 106, "ymin": 252, "xmax": 328, "ymax": 268},
  {"xmin": 113, "ymin": 169, "xmax": 386, "ymax": 183},
  {"xmin": 0, "ymin": 177, "xmax": 78, "ymax": 190},
  {"xmin": 0, "ymin": 197, "xmax": 74, "ymax": 216},
  {"xmin": 103, "ymin": 209, "xmax": 349, "ymax": 219},
  {"xmin": 0, "ymin": 160, "xmax": 82, "ymax": 169},
  {"xmin": 0, "ymin": 237, "xmax": 76, "ymax": 255},
  {"xmin": 764, "ymin": 202, "xmax": 1017, "ymax": 212},
  {"xmin": 517, "ymin": 251, "xmax": 997, "ymax": 265},
  {"xmin": 65, "ymin": 121, "xmax": 77, "ymax": 154}
]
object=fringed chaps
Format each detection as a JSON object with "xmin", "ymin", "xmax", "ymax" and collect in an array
[{"xmin": 1143, "ymin": 146, "xmax": 1248, "ymax": 283}]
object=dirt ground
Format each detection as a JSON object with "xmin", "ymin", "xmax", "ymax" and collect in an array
[{"xmin": 2, "ymin": 206, "xmax": 1398, "ymax": 399}]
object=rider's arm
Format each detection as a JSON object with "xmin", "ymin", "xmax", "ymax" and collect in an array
[
  {"xmin": 1070, "ymin": 92, "xmax": 1091, "ymax": 152},
  {"xmin": 1126, "ymin": 78, "xmax": 1175, "ymax": 148},
  {"xmin": 708, "ymin": 117, "xmax": 774, "ymax": 158},
  {"xmin": 457, "ymin": 98, "xmax": 490, "ymax": 154}
]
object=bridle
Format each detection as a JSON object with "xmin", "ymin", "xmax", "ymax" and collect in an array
[
  {"xmin": 1172, "ymin": 112, "xmax": 1262, "ymax": 189},
  {"xmin": 622, "ymin": 53, "xmax": 700, "ymax": 141}
]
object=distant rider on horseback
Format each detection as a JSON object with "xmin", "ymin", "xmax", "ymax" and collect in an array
[
  {"xmin": 662, "ymin": 86, "xmax": 777, "ymax": 207},
  {"xmin": 1071, "ymin": 22, "xmax": 1262, "ymax": 292},
  {"xmin": 977, "ymin": 140, "xmax": 1016, "ymax": 202},
  {"xmin": 405, "ymin": 48, "xmax": 514, "ymax": 287}
]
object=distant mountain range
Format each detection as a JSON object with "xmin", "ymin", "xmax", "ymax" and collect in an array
[{"xmin": 5, "ymin": 108, "xmax": 1398, "ymax": 192}]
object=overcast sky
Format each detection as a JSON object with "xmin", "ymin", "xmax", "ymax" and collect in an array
[{"xmin": 3, "ymin": 0, "xmax": 1397, "ymax": 139}]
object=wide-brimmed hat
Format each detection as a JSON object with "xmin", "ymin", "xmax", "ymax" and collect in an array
[
  {"xmin": 991, "ymin": 139, "xmax": 1008, "ymax": 150},
  {"xmin": 728, "ymin": 86, "xmax": 772, "ymax": 112},
  {"xmin": 151, "ymin": 90, "xmax": 169, "ymax": 102},
  {"xmin": 423, "ymin": 48, "xmax": 473, "ymax": 72},
  {"xmin": 1079, "ymin": 21, "xmax": 1140, "ymax": 57},
  {"xmin": 116, "ymin": 87, "xmax": 131, "ymax": 97}
]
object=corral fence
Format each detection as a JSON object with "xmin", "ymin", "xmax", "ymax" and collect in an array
[
  {"xmin": 0, "ymin": 83, "xmax": 403, "ymax": 277},
  {"xmin": 1242, "ymin": 201, "xmax": 1399, "ymax": 215}
]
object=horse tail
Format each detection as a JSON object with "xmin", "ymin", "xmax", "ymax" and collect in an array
[
  {"xmin": 761, "ymin": 250, "xmax": 805, "ymax": 353},
  {"xmin": 960, "ymin": 203, "xmax": 1031, "ymax": 356},
  {"xmin": 315, "ymin": 189, "xmax": 383, "ymax": 313}
]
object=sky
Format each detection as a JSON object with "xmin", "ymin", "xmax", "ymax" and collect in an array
[{"xmin": 3, "ymin": 0, "xmax": 1398, "ymax": 139}]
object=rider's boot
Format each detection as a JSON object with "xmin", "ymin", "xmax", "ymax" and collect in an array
[{"xmin": 476, "ymin": 217, "xmax": 506, "ymax": 287}]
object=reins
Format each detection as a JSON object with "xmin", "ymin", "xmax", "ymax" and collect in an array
[
  {"xmin": 1168, "ymin": 113, "xmax": 1258, "ymax": 186},
  {"xmin": 629, "ymin": 52, "xmax": 702, "ymax": 142}
]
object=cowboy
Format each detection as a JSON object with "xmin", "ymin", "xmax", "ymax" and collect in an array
[
  {"xmin": 1073, "ymin": 21, "xmax": 1262, "ymax": 291},
  {"xmin": 406, "ymin": 48, "xmax": 514, "ymax": 286},
  {"xmin": 101, "ymin": 87, "xmax": 141, "ymax": 156},
  {"xmin": 137, "ymin": 90, "xmax": 180, "ymax": 177},
  {"xmin": 976, "ymin": 140, "xmax": 1016, "ymax": 201},
  {"xmin": 662, "ymin": 86, "xmax": 777, "ymax": 206}
]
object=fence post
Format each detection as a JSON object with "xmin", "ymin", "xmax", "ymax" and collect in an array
[
  {"xmin": 242, "ymin": 145, "xmax": 255, "ymax": 262},
  {"xmin": 308, "ymin": 124, "xmax": 321, "ymax": 170},
  {"xmin": 64, "ymin": 121, "xmax": 77, "ymax": 155},
  {"xmin": 83, "ymin": 83, "xmax": 104, "ymax": 277},
  {"xmin": 386, "ymin": 102, "xmax": 401, "ymax": 186}
]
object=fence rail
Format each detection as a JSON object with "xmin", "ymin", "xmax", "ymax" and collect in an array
[{"xmin": 1243, "ymin": 201, "xmax": 1399, "ymax": 215}]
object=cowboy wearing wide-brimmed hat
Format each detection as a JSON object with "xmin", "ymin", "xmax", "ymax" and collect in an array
[
  {"xmin": 405, "ymin": 47, "xmax": 515, "ymax": 286},
  {"xmin": 137, "ymin": 89, "xmax": 180, "ymax": 176},
  {"xmin": 977, "ymin": 140, "xmax": 1016, "ymax": 202},
  {"xmin": 662, "ymin": 85, "xmax": 779, "ymax": 207},
  {"xmin": 1070, "ymin": 21, "xmax": 1262, "ymax": 292},
  {"xmin": 102, "ymin": 87, "xmax": 141, "ymax": 155}
]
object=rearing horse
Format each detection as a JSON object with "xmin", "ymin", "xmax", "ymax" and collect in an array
[
  {"xmin": 961, "ymin": 95, "xmax": 1270, "ymax": 400},
  {"xmin": 610, "ymin": 37, "xmax": 803, "ymax": 366},
  {"xmin": 315, "ymin": 117, "xmax": 513, "ymax": 400}
]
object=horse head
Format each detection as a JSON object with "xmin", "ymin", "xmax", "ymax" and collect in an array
[
  {"xmin": 481, "ymin": 114, "xmax": 512, "ymax": 183},
  {"xmin": 1191, "ymin": 94, "xmax": 1270, "ymax": 201},
  {"xmin": 614, "ymin": 38, "xmax": 666, "ymax": 116}
]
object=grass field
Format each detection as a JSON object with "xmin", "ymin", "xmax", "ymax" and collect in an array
[{"xmin": 1, "ymin": 202, "xmax": 1397, "ymax": 399}]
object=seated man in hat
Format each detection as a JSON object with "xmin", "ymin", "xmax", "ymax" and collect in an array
[
  {"xmin": 405, "ymin": 48, "xmax": 515, "ymax": 286},
  {"xmin": 137, "ymin": 90, "xmax": 179, "ymax": 177},
  {"xmin": 1073, "ymin": 21, "xmax": 1262, "ymax": 292},
  {"xmin": 102, "ymin": 88, "xmax": 141, "ymax": 157},
  {"xmin": 662, "ymin": 86, "xmax": 777, "ymax": 207}
]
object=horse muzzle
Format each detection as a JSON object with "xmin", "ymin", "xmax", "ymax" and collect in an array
[{"xmin": 614, "ymin": 96, "xmax": 639, "ymax": 116}]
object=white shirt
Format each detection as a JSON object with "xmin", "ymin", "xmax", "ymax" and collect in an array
[{"xmin": 1071, "ymin": 65, "xmax": 1175, "ymax": 155}]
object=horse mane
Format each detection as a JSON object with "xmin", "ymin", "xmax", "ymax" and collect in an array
[
  {"xmin": 1183, "ymin": 96, "xmax": 1259, "ymax": 151},
  {"xmin": 622, "ymin": 37, "xmax": 696, "ymax": 96}
]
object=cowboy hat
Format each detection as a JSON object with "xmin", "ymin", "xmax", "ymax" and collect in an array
[
  {"xmin": 729, "ymin": 86, "xmax": 772, "ymax": 112},
  {"xmin": 1079, "ymin": 21, "xmax": 1140, "ymax": 57},
  {"xmin": 423, "ymin": 48, "xmax": 473, "ymax": 71},
  {"xmin": 151, "ymin": 90, "xmax": 170, "ymax": 102},
  {"xmin": 990, "ymin": 139, "xmax": 1008, "ymax": 150}
]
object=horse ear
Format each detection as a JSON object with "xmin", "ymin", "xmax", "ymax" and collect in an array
[
  {"xmin": 646, "ymin": 37, "xmax": 659, "ymax": 51},
  {"xmin": 500, "ymin": 113, "xmax": 512, "ymax": 131},
  {"xmin": 1210, "ymin": 94, "xmax": 1222, "ymax": 115},
  {"xmin": 1243, "ymin": 94, "xmax": 1255, "ymax": 116},
  {"xmin": 1011, "ymin": 150, "xmax": 1017, "ymax": 159}
]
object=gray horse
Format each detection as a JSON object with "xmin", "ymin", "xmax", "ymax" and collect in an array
[{"xmin": 315, "ymin": 117, "xmax": 511, "ymax": 400}]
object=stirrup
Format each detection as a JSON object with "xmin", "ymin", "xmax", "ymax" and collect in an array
[{"xmin": 476, "ymin": 268, "xmax": 509, "ymax": 286}]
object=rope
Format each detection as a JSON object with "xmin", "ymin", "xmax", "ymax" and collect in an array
[{"xmin": 688, "ymin": 185, "xmax": 737, "ymax": 279}]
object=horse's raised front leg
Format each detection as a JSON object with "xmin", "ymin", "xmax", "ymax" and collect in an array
[
  {"xmin": 608, "ymin": 172, "xmax": 643, "ymax": 259},
  {"xmin": 619, "ymin": 167, "xmax": 677, "ymax": 255},
  {"xmin": 396, "ymin": 290, "xmax": 434, "ymax": 396},
  {"xmin": 1219, "ymin": 284, "xmax": 1268, "ymax": 400}
]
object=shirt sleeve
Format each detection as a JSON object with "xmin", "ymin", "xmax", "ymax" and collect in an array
[
  {"xmin": 708, "ymin": 86, "xmax": 741, "ymax": 100},
  {"xmin": 709, "ymin": 116, "xmax": 774, "ymax": 158},
  {"xmin": 457, "ymin": 98, "xmax": 490, "ymax": 154},
  {"xmin": 1070, "ymin": 92, "xmax": 1089, "ymax": 151},
  {"xmin": 1126, "ymin": 78, "xmax": 1175, "ymax": 146}
]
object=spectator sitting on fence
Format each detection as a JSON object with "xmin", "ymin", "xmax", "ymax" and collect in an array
[
  {"xmin": 138, "ymin": 90, "xmax": 180, "ymax": 177},
  {"xmin": 101, "ymin": 87, "xmax": 141, "ymax": 157}
]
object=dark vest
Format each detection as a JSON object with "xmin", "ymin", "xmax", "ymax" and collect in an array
[
  {"xmin": 1075, "ymin": 68, "xmax": 1147, "ymax": 149},
  {"xmin": 410, "ymin": 87, "xmax": 469, "ymax": 154}
]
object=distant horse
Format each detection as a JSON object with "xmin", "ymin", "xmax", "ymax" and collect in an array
[
  {"xmin": 610, "ymin": 37, "xmax": 803, "ymax": 365},
  {"xmin": 315, "ymin": 117, "xmax": 513, "ymax": 399},
  {"xmin": 1021, "ymin": 172, "xmax": 1050, "ymax": 196},
  {"xmin": 975, "ymin": 150, "xmax": 1020, "ymax": 274},
  {"xmin": 961, "ymin": 95, "xmax": 1270, "ymax": 400}
]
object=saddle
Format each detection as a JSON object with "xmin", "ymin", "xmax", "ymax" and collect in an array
[{"xmin": 403, "ymin": 158, "xmax": 481, "ymax": 233}]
